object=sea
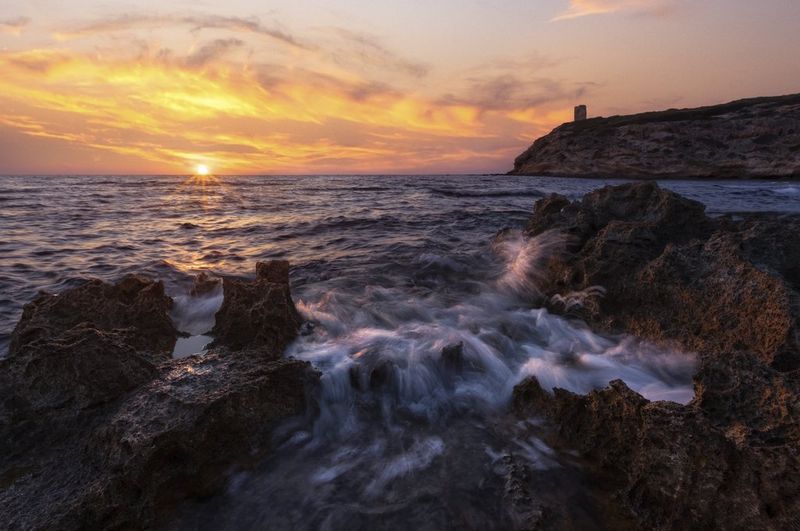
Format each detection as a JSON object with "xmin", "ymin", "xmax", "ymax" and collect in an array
[{"xmin": 1, "ymin": 175, "xmax": 798, "ymax": 528}]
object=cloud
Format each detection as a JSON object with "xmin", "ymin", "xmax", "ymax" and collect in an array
[
  {"xmin": 323, "ymin": 28, "xmax": 429, "ymax": 78},
  {"xmin": 55, "ymin": 14, "xmax": 310, "ymax": 50},
  {"xmin": 553, "ymin": 0, "xmax": 685, "ymax": 21},
  {"xmin": 0, "ymin": 17, "xmax": 579, "ymax": 174},
  {"xmin": 0, "ymin": 16, "xmax": 31, "ymax": 35},
  {"xmin": 438, "ymin": 53, "xmax": 596, "ymax": 113},
  {"xmin": 185, "ymin": 38, "xmax": 244, "ymax": 68}
]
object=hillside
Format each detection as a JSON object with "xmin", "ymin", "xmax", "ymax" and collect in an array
[{"xmin": 511, "ymin": 94, "xmax": 800, "ymax": 179}]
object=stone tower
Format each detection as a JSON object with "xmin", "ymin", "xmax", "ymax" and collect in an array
[{"xmin": 574, "ymin": 105, "xmax": 587, "ymax": 122}]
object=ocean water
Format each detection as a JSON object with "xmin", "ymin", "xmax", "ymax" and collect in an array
[{"xmin": 1, "ymin": 175, "xmax": 798, "ymax": 528}]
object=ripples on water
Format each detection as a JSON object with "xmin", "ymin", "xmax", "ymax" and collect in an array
[{"xmin": 1, "ymin": 175, "xmax": 798, "ymax": 528}]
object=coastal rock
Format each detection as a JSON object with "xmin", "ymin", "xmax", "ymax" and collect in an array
[
  {"xmin": 1, "ymin": 275, "xmax": 177, "ymax": 416},
  {"xmin": 514, "ymin": 183, "xmax": 800, "ymax": 529},
  {"xmin": 212, "ymin": 260, "xmax": 303, "ymax": 353},
  {"xmin": 190, "ymin": 271, "xmax": 222, "ymax": 296},
  {"xmin": 0, "ymin": 324, "xmax": 158, "ymax": 414},
  {"xmin": 513, "ymin": 378, "xmax": 800, "ymax": 530},
  {"xmin": 9, "ymin": 274, "xmax": 177, "ymax": 357},
  {"xmin": 511, "ymin": 93, "xmax": 800, "ymax": 179},
  {"xmin": 526, "ymin": 182, "xmax": 799, "ymax": 370},
  {"xmin": 0, "ymin": 263, "xmax": 318, "ymax": 530}
]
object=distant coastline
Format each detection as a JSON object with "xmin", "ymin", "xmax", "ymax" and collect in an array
[{"xmin": 510, "ymin": 93, "xmax": 800, "ymax": 180}]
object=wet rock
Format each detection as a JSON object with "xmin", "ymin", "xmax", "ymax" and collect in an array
[
  {"xmin": 441, "ymin": 342, "xmax": 464, "ymax": 371},
  {"xmin": 9, "ymin": 274, "xmax": 177, "ymax": 357},
  {"xmin": 525, "ymin": 182, "xmax": 799, "ymax": 370},
  {"xmin": 190, "ymin": 271, "xmax": 221, "ymax": 297},
  {"xmin": 2, "ymin": 275, "xmax": 177, "ymax": 417},
  {"xmin": 514, "ymin": 183, "xmax": 800, "ymax": 530},
  {"xmin": 211, "ymin": 260, "xmax": 302, "ymax": 353},
  {"xmin": 0, "ymin": 263, "xmax": 319, "ymax": 529},
  {"xmin": 369, "ymin": 359, "xmax": 393, "ymax": 390},
  {"xmin": 514, "ymin": 377, "xmax": 800, "ymax": 531},
  {"xmin": 502, "ymin": 455, "xmax": 550, "ymax": 530},
  {"xmin": 0, "ymin": 324, "xmax": 158, "ymax": 414}
]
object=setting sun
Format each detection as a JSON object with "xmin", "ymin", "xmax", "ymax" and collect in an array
[{"xmin": 195, "ymin": 164, "xmax": 210, "ymax": 176}]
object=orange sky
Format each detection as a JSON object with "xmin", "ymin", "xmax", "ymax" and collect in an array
[{"xmin": 0, "ymin": 0, "xmax": 798, "ymax": 174}]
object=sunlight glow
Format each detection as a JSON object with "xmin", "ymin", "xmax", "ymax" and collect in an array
[{"xmin": 195, "ymin": 164, "xmax": 210, "ymax": 176}]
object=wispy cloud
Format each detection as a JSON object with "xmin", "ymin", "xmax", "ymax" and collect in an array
[
  {"xmin": 54, "ymin": 14, "xmax": 310, "ymax": 50},
  {"xmin": 553, "ymin": 0, "xmax": 685, "ymax": 21},
  {"xmin": 323, "ymin": 28, "xmax": 429, "ymax": 78},
  {"xmin": 0, "ymin": 16, "xmax": 31, "ymax": 36},
  {"xmin": 185, "ymin": 38, "xmax": 244, "ymax": 68}
]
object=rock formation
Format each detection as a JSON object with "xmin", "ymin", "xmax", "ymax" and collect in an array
[
  {"xmin": 513, "ymin": 182, "xmax": 800, "ymax": 529},
  {"xmin": 511, "ymin": 93, "xmax": 800, "ymax": 179},
  {"xmin": 212, "ymin": 259, "xmax": 302, "ymax": 352},
  {"xmin": 0, "ymin": 261, "xmax": 317, "ymax": 530}
]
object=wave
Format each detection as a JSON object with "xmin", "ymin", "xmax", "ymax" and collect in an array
[{"xmin": 429, "ymin": 187, "xmax": 545, "ymax": 199}]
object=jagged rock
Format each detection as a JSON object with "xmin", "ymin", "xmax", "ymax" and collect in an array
[
  {"xmin": 513, "ymin": 378, "xmax": 800, "ymax": 531},
  {"xmin": 212, "ymin": 260, "xmax": 302, "ymax": 353},
  {"xmin": 9, "ymin": 274, "xmax": 177, "ymax": 357},
  {"xmin": 1, "ymin": 275, "xmax": 177, "ymax": 418},
  {"xmin": 511, "ymin": 93, "xmax": 800, "ymax": 179},
  {"xmin": 0, "ymin": 263, "xmax": 318, "ymax": 530},
  {"xmin": 525, "ymin": 182, "xmax": 799, "ymax": 371},
  {"xmin": 513, "ymin": 183, "xmax": 800, "ymax": 530}
]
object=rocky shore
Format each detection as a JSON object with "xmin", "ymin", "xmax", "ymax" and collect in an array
[
  {"xmin": 0, "ymin": 262, "xmax": 318, "ymax": 529},
  {"xmin": 511, "ymin": 93, "xmax": 800, "ymax": 179},
  {"xmin": 512, "ymin": 182, "xmax": 799, "ymax": 529},
  {"xmin": 0, "ymin": 183, "xmax": 798, "ymax": 529}
]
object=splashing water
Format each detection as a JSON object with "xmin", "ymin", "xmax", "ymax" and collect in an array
[{"xmin": 173, "ymin": 229, "xmax": 696, "ymax": 529}]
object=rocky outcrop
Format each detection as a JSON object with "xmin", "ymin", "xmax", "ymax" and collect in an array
[
  {"xmin": 525, "ymin": 182, "xmax": 799, "ymax": 370},
  {"xmin": 0, "ymin": 262, "xmax": 317, "ymax": 530},
  {"xmin": 212, "ymin": 260, "xmax": 302, "ymax": 352},
  {"xmin": 511, "ymin": 93, "xmax": 800, "ymax": 179},
  {"xmin": 513, "ymin": 182, "xmax": 800, "ymax": 529},
  {"xmin": 513, "ymin": 378, "xmax": 799, "ymax": 531},
  {"xmin": 2, "ymin": 275, "xmax": 177, "ymax": 415}
]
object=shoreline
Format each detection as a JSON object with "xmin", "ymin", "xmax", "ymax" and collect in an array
[{"xmin": 0, "ymin": 181, "xmax": 798, "ymax": 529}]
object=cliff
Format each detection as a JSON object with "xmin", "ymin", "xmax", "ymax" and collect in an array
[{"xmin": 511, "ymin": 93, "xmax": 800, "ymax": 179}]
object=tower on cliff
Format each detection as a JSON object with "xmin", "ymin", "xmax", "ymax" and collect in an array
[{"xmin": 574, "ymin": 105, "xmax": 587, "ymax": 122}]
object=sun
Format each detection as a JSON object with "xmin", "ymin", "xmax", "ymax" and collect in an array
[{"xmin": 195, "ymin": 164, "xmax": 210, "ymax": 176}]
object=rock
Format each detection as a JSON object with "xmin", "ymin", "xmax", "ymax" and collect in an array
[
  {"xmin": 513, "ymin": 183, "xmax": 800, "ymax": 530},
  {"xmin": 190, "ymin": 272, "xmax": 221, "ymax": 297},
  {"xmin": 211, "ymin": 260, "xmax": 302, "ymax": 353},
  {"xmin": 0, "ymin": 263, "xmax": 319, "ymax": 529},
  {"xmin": 0, "ymin": 324, "xmax": 158, "ymax": 414},
  {"xmin": 2, "ymin": 275, "xmax": 177, "ymax": 416},
  {"xmin": 0, "ymin": 350, "xmax": 318, "ymax": 530},
  {"xmin": 510, "ymin": 93, "xmax": 800, "ymax": 179},
  {"xmin": 9, "ymin": 274, "xmax": 177, "ymax": 357},
  {"xmin": 525, "ymin": 182, "xmax": 799, "ymax": 371},
  {"xmin": 441, "ymin": 342, "xmax": 464, "ymax": 371},
  {"xmin": 514, "ymin": 377, "xmax": 800, "ymax": 531}
]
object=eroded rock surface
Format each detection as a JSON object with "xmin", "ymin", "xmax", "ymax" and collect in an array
[
  {"xmin": 514, "ymin": 182, "xmax": 800, "ymax": 530},
  {"xmin": 0, "ymin": 263, "xmax": 317, "ymax": 530},
  {"xmin": 511, "ymin": 93, "xmax": 800, "ymax": 179},
  {"xmin": 212, "ymin": 260, "xmax": 302, "ymax": 353},
  {"xmin": 9, "ymin": 274, "xmax": 177, "ymax": 357}
]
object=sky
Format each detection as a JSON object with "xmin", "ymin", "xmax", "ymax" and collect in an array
[{"xmin": 0, "ymin": 0, "xmax": 798, "ymax": 175}]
